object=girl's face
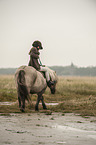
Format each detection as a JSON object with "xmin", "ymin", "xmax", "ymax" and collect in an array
[{"xmin": 37, "ymin": 46, "xmax": 40, "ymax": 50}]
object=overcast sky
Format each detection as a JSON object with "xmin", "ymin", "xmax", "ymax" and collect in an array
[{"xmin": 0, "ymin": 0, "xmax": 96, "ymax": 68}]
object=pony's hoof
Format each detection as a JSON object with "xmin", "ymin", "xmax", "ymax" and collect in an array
[
  {"xmin": 43, "ymin": 105, "xmax": 47, "ymax": 110},
  {"xmin": 35, "ymin": 106, "xmax": 39, "ymax": 111},
  {"xmin": 35, "ymin": 109, "xmax": 39, "ymax": 111},
  {"xmin": 20, "ymin": 108, "xmax": 25, "ymax": 112}
]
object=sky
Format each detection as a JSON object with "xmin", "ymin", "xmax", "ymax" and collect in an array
[{"xmin": 0, "ymin": 0, "xmax": 96, "ymax": 68}]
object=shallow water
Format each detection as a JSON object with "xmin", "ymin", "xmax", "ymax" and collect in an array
[
  {"xmin": 0, "ymin": 113, "xmax": 96, "ymax": 145},
  {"xmin": 0, "ymin": 102, "xmax": 16, "ymax": 105},
  {"xmin": 40, "ymin": 102, "xmax": 59, "ymax": 106},
  {"xmin": 0, "ymin": 102, "xmax": 59, "ymax": 106}
]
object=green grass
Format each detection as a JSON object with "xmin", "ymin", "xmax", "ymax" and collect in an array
[{"xmin": 0, "ymin": 75, "xmax": 96, "ymax": 116}]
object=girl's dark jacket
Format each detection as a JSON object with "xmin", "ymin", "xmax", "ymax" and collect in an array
[{"xmin": 28, "ymin": 47, "xmax": 40, "ymax": 70}]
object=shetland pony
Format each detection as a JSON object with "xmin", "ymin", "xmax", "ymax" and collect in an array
[{"xmin": 15, "ymin": 66, "xmax": 58, "ymax": 112}]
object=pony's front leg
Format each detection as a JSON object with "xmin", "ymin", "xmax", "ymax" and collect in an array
[
  {"xmin": 35, "ymin": 95, "xmax": 40, "ymax": 111},
  {"xmin": 41, "ymin": 96, "xmax": 47, "ymax": 110},
  {"xmin": 35, "ymin": 94, "xmax": 47, "ymax": 111}
]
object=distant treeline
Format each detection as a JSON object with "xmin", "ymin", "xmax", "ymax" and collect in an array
[
  {"xmin": 49, "ymin": 64, "xmax": 96, "ymax": 76},
  {"xmin": 0, "ymin": 68, "xmax": 17, "ymax": 75},
  {"xmin": 0, "ymin": 64, "xmax": 96, "ymax": 76}
]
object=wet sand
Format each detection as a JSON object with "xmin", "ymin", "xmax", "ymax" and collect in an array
[{"xmin": 0, "ymin": 113, "xmax": 96, "ymax": 145}]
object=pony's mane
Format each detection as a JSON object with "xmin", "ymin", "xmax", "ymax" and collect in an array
[{"xmin": 45, "ymin": 67, "xmax": 58, "ymax": 82}]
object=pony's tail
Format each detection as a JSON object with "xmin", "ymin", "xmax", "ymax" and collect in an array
[{"xmin": 17, "ymin": 70, "xmax": 28, "ymax": 99}]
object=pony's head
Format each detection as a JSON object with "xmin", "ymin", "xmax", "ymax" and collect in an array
[
  {"xmin": 49, "ymin": 81, "xmax": 57, "ymax": 94},
  {"xmin": 47, "ymin": 69, "xmax": 58, "ymax": 94}
]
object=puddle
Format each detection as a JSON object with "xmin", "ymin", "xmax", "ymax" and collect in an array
[
  {"xmin": 46, "ymin": 103, "xmax": 59, "ymax": 106},
  {"xmin": 0, "ymin": 102, "xmax": 59, "ymax": 106},
  {"xmin": 53, "ymin": 124, "xmax": 84, "ymax": 132},
  {"xmin": 0, "ymin": 102, "xmax": 16, "ymax": 105},
  {"xmin": 40, "ymin": 103, "xmax": 59, "ymax": 106},
  {"xmin": 88, "ymin": 135, "xmax": 96, "ymax": 140},
  {"xmin": 53, "ymin": 124, "xmax": 96, "ymax": 133}
]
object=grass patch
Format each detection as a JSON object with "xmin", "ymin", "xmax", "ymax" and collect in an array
[
  {"xmin": 0, "ymin": 75, "xmax": 17, "ymax": 102},
  {"xmin": 0, "ymin": 75, "xmax": 96, "ymax": 116}
]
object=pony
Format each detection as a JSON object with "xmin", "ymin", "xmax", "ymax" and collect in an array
[{"xmin": 15, "ymin": 66, "xmax": 58, "ymax": 112}]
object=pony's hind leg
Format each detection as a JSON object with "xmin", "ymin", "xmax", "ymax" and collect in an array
[
  {"xmin": 18, "ymin": 95, "xmax": 21, "ymax": 108},
  {"xmin": 20, "ymin": 95, "xmax": 25, "ymax": 112},
  {"xmin": 18, "ymin": 92, "xmax": 25, "ymax": 112},
  {"xmin": 18, "ymin": 91, "xmax": 21, "ymax": 108}
]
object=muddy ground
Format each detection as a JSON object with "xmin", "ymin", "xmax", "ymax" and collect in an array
[{"xmin": 0, "ymin": 112, "xmax": 96, "ymax": 145}]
